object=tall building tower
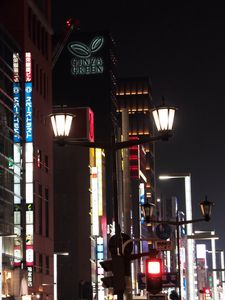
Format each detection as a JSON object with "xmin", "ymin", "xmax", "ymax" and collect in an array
[
  {"xmin": 53, "ymin": 30, "xmax": 118, "ymax": 300},
  {"xmin": 116, "ymin": 77, "xmax": 156, "ymax": 293},
  {"xmin": 0, "ymin": 1, "xmax": 54, "ymax": 299},
  {"xmin": 116, "ymin": 77, "xmax": 155, "ymax": 239},
  {"xmin": 0, "ymin": 24, "xmax": 22, "ymax": 300}
]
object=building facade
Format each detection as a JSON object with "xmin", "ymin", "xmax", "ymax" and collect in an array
[
  {"xmin": 53, "ymin": 30, "xmax": 118, "ymax": 300},
  {"xmin": 116, "ymin": 77, "xmax": 156, "ymax": 292},
  {"xmin": 0, "ymin": 1, "xmax": 54, "ymax": 299}
]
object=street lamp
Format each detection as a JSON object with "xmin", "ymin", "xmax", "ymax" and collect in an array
[
  {"xmin": 142, "ymin": 197, "xmax": 214, "ymax": 300},
  {"xmin": 191, "ymin": 231, "xmax": 219, "ymax": 300},
  {"xmin": 50, "ymin": 101, "xmax": 177, "ymax": 300},
  {"xmin": 206, "ymin": 249, "xmax": 225, "ymax": 299},
  {"xmin": 53, "ymin": 252, "xmax": 69, "ymax": 300},
  {"xmin": 158, "ymin": 173, "xmax": 195, "ymax": 300}
]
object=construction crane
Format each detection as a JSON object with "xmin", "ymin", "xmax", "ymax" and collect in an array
[{"xmin": 52, "ymin": 18, "xmax": 80, "ymax": 69}]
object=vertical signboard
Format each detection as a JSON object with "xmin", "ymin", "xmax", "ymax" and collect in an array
[
  {"xmin": 91, "ymin": 167, "xmax": 99, "ymax": 236},
  {"xmin": 96, "ymin": 149, "xmax": 102, "ymax": 216},
  {"xmin": 13, "ymin": 53, "xmax": 22, "ymax": 267},
  {"xmin": 25, "ymin": 52, "xmax": 34, "ymax": 287}
]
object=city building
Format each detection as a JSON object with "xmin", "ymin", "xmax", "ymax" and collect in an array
[
  {"xmin": 53, "ymin": 30, "xmax": 118, "ymax": 300},
  {"xmin": 0, "ymin": 1, "xmax": 54, "ymax": 299},
  {"xmin": 0, "ymin": 23, "xmax": 21, "ymax": 300},
  {"xmin": 116, "ymin": 77, "xmax": 155, "ymax": 291}
]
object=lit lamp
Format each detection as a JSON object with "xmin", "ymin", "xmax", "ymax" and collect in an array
[
  {"xmin": 151, "ymin": 97, "xmax": 176, "ymax": 132},
  {"xmin": 200, "ymin": 196, "xmax": 213, "ymax": 222},
  {"xmin": 50, "ymin": 113, "xmax": 74, "ymax": 137},
  {"xmin": 50, "ymin": 100, "xmax": 177, "ymax": 140},
  {"xmin": 142, "ymin": 202, "xmax": 155, "ymax": 224}
]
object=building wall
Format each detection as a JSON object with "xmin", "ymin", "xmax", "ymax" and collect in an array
[
  {"xmin": 0, "ymin": 24, "xmax": 21, "ymax": 298},
  {"xmin": 0, "ymin": 1, "xmax": 54, "ymax": 299},
  {"xmin": 53, "ymin": 30, "xmax": 118, "ymax": 299}
]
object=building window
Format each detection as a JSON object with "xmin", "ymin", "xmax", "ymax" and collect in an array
[
  {"xmin": 37, "ymin": 149, "xmax": 42, "ymax": 168},
  {"xmin": 36, "ymin": 63, "xmax": 39, "ymax": 91},
  {"xmin": 32, "ymin": 13, "xmax": 36, "ymax": 45},
  {"xmin": 45, "ymin": 31, "xmax": 48, "ymax": 59},
  {"xmin": 40, "ymin": 69, "xmax": 43, "ymax": 95},
  {"xmin": 37, "ymin": 22, "xmax": 41, "ymax": 50},
  {"xmin": 38, "ymin": 184, "xmax": 42, "ymax": 235},
  {"xmin": 43, "ymin": 72, "xmax": 46, "ymax": 98},
  {"xmin": 41, "ymin": 27, "xmax": 45, "ymax": 55},
  {"xmin": 39, "ymin": 253, "xmax": 43, "ymax": 273},
  {"xmin": 45, "ymin": 256, "xmax": 49, "ymax": 275},
  {"xmin": 45, "ymin": 188, "xmax": 49, "ymax": 237},
  {"xmin": 28, "ymin": 7, "xmax": 32, "ymax": 39},
  {"xmin": 44, "ymin": 155, "xmax": 48, "ymax": 173}
]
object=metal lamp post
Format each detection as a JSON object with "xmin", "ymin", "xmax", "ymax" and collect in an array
[
  {"xmin": 50, "ymin": 101, "xmax": 177, "ymax": 300},
  {"xmin": 159, "ymin": 173, "xmax": 195, "ymax": 300},
  {"xmin": 53, "ymin": 252, "xmax": 69, "ymax": 300},
  {"xmin": 142, "ymin": 197, "xmax": 214, "ymax": 300}
]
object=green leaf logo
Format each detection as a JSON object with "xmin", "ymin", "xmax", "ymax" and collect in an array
[
  {"xmin": 68, "ymin": 36, "xmax": 104, "ymax": 58},
  {"xmin": 90, "ymin": 36, "xmax": 104, "ymax": 53},
  {"xmin": 68, "ymin": 42, "xmax": 91, "ymax": 58}
]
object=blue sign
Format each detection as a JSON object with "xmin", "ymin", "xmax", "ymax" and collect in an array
[
  {"xmin": 25, "ymin": 82, "xmax": 32, "ymax": 142},
  {"xmin": 13, "ymin": 82, "xmax": 20, "ymax": 142}
]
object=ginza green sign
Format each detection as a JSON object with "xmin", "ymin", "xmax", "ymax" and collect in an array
[{"xmin": 67, "ymin": 36, "xmax": 104, "ymax": 75}]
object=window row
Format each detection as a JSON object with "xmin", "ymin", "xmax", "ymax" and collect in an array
[
  {"xmin": 28, "ymin": 7, "xmax": 49, "ymax": 60},
  {"xmin": 34, "ymin": 252, "xmax": 50, "ymax": 275},
  {"xmin": 34, "ymin": 183, "xmax": 49, "ymax": 238},
  {"xmin": 32, "ymin": 60, "xmax": 49, "ymax": 100}
]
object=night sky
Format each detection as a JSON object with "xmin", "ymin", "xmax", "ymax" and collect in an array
[{"xmin": 53, "ymin": 3, "xmax": 225, "ymax": 250}]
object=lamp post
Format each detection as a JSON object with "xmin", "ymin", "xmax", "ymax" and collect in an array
[
  {"xmin": 50, "ymin": 101, "xmax": 177, "ymax": 300},
  {"xmin": 190, "ymin": 231, "xmax": 219, "ymax": 300},
  {"xmin": 53, "ymin": 252, "xmax": 69, "ymax": 300},
  {"xmin": 142, "ymin": 197, "xmax": 214, "ymax": 300},
  {"xmin": 158, "ymin": 173, "xmax": 196, "ymax": 300},
  {"xmin": 206, "ymin": 248, "xmax": 224, "ymax": 300}
]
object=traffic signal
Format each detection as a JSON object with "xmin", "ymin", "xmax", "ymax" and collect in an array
[
  {"xmin": 100, "ymin": 255, "xmax": 125, "ymax": 294},
  {"xmin": 199, "ymin": 287, "xmax": 211, "ymax": 296},
  {"xmin": 146, "ymin": 258, "xmax": 163, "ymax": 295}
]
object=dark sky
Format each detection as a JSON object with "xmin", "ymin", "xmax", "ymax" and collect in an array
[{"xmin": 53, "ymin": 3, "xmax": 225, "ymax": 249}]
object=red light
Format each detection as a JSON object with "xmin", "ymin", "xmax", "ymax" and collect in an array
[
  {"xmin": 204, "ymin": 288, "xmax": 210, "ymax": 294},
  {"xmin": 146, "ymin": 258, "xmax": 162, "ymax": 276},
  {"xmin": 66, "ymin": 18, "xmax": 80, "ymax": 29}
]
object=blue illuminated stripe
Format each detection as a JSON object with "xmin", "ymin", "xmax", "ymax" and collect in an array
[
  {"xmin": 25, "ymin": 82, "xmax": 33, "ymax": 142},
  {"xmin": 13, "ymin": 82, "xmax": 20, "ymax": 142}
]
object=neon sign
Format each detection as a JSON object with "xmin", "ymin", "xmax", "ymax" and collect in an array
[
  {"xmin": 68, "ymin": 36, "xmax": 104, "ymax": 76},
  {"xmin": 25, "ymin": 82, "xmax": 32, "ymax": 142},
  {"xmin": 13, "ymin": 83, "xmax": 20, "ymax": 142},
  {"xmin": 25, "ymin": 52, "xmax": 32, "ymax": 82}
]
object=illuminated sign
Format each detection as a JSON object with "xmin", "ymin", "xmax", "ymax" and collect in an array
[
  {"xmin": 88, "ymin": 108, "xmax": 94, "ymax": 142},
  {"xmin": 26, "ymin": 245, "xmax": 33, "ymax": 266},
  {"xmin": 13, "ymin": 83, "xmax": 20, "ymax": 142},
  {"xmin": 25, "ymin": 82, "xmax": 32, "ymax": 142},
  {"xmin": 96, "ymin": 149, "xmax": 103, "ymax": 216},
  {"xmin": 13, "ymin": 53, "xmax": 22, "ymax": 267},
  {"xmin": 13, "ymin": 53, "xmax": 19, "ymax": 82},
  {"xmin": 25, "ymin": 52, "xmax": 32, "ymax": 82},
  {"xmin": 24, "ymin": 52, "xmax": 33, "ymax": 286},
  {"xmin": 27, "ymin": 266, "xmax": 33, "ymax": 287},
  {"xmin": 68, "ymin": 36, "xmax": 104, "ymax": 75},
  {"xmin": 91, "ymin": 167, "xmax": 99, "ymax": 236},
  {"xmin": 139, "ymin": 183, "xmax": 145, "ymax": 205}
]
